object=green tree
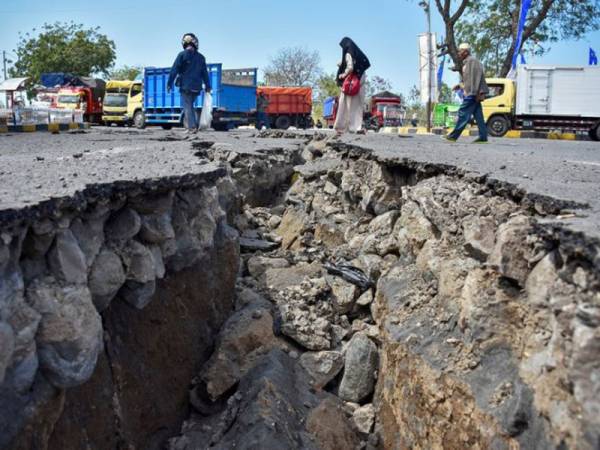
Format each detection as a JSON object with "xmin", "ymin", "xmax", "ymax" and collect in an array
[
  {"xmin": 10, "ymin": 22, "xmax": 116, "ymax": 81},
  {"xmin": 405, "ymin": 84, "xmax": 426, "ymax": 123},
  {"xmin": 109, "ymin": 65, "xmax": 143, "ymax": 81},
  {"xmin": 364, "ymin": 75, "xmax": 394, "ymax": 98},
  {"xmin": 263, "ymin": 47, "xmax": 322, "ymax": 87},
  {"xmin": 422, "ymin": 0, "xmax": 600, "ymax": 77},
  {"xmin": 313, "ymin": 73, "xmax": 340, "ymax": 120},
  {"xmin": 438, "ymin": 83, "xmax": 454, "ymax": 104}
]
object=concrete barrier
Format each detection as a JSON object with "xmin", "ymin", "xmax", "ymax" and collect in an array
[
  {"xmin": 383, "ymin": 126, "xmax": 591, "ymax": 141},
  {"xmin": 1, "ymin": 122, "xmax": 90, "ymax": 133}
]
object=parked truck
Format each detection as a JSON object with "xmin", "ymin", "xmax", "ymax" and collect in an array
[
  {"xmin": 140, "ymin": 65, "xmax": 257, "ymax": 130},
  {"xmin": 322, "ymin": 91, "xmax": 404, "ymax": 130},
  {"xmin": 256, "ymin": 86, "xmax": 313, "ymax": 129},
  {"xmin": 483, "ymin": 65, "xmax": 600, "ymax": 141},
  {"xmin": 366, "ymin": 91, "xmax": 405, "ymax": 130},
  {"xmin": 102, "ymin": 80, "xmax": 143, "ymax": 127},
  {"xmin": 323, "ymin": 96, "xmax": 338, "ymax": 128},
  {"xmin": 56, "ymin": 77, "xmax": 106, "ymax": 124}
]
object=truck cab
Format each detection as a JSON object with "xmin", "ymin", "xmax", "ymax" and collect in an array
[
  {"xmin": 367, "ymin": 92, "xmax": 404, "ymax": 130},
  {"xmin": 481, "ymin": 78, "xmax": 516, "ymax": 137},
  {"xmin": 102, "ymin": 80, "xmax": 143, "ymax": 127},
  {"xmin": 57, "ymin": 82, "xmax": 105, "ymax": 124}
]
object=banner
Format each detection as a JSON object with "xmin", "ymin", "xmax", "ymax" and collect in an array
[
  {"xmin": 590, "ymin": 48, "xmax": 598, "ymax": 66},
  {"xmin": 437, "ymin": 56, "xmax": 445, "ymax": 88},
  {"xmin": 511, "ymin": 0, "xmax": 532, "ymax": 70},
  {"xmin": 418, "ymin": 33, "xmax": 438, "ymax": 104}
]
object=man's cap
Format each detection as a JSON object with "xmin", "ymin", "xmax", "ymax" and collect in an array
[{"xmin": 458, "ymin": 43, "xmax": 471, "ymax": 51}]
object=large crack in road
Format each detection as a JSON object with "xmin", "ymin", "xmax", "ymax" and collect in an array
[{"xmin": 1, "ymin": 128, "xmax": 599, "ymax": 450}]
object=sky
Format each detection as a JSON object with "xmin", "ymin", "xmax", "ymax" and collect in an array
[{"xmin": 1, "ymin": 0, "xmax": 600, "ymax": 97}]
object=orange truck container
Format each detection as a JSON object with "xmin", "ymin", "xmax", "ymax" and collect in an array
[{"xmin": 256, "ymin": 86, "xmax": 313, "ymax": 129}]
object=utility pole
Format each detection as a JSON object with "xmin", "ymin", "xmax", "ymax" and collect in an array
[{"xmin": 425, "ymin": 0, "xmax": 432, "ymax": 133}]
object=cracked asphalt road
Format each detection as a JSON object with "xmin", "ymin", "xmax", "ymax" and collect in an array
[{"xmin": 1, "ymin": 126, "xmax": 599, "ymax": 241}]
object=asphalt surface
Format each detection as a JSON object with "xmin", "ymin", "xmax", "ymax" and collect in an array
[
  {"xmin": 1, "ymin": 126, "xmax": 599, "ymax": 241},
  {"xmin": 0, "ymin": 127, "xmax": 301, "ymax": 213}
]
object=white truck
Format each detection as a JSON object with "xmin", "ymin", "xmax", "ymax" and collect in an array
[{"xmin": 484, "ymin": 65, "xmax": 600, "ymax": 140}]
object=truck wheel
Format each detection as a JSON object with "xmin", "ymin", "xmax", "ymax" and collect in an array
[
  {"xmin": 487, "ymin": 115, "xmax": 510, "ymax": 137},
  {"xmin": 161, "ymin": 124, "xmax": 172, "ymax": 130},
  {"xmin": 133, "ymin": 111, "xmax": 146, "ymax": 129},
  {"xmin": 589, "ymin": 124, "xmax": 600, "ymax": 142},
  {"xmin": 275, "ymin": 115, "xmax": 291, "ymax": 130}
]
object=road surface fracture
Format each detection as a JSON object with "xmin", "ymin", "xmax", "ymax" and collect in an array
[{"xmin": 1, "ymin": 128, "xmax": 599, "ymax": 449}]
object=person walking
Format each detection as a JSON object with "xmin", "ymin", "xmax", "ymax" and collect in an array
[
  {"xmin": 411, "ymin": 113, "xmax": 419, "ymax": 127},
  {"xmin": 167, "ymin": 33, "xmax": 211, "ymax": 133},
  {"xmin": 256, "ymin": 92, "xmax": 270, "ymax": 129},
  {"xmin": 334, "ymin": 37, "xmax": 371, "ymax": 134},
  {"xmin": 444, "ymin": 43, "xmax": 489, "ymax": 143}
]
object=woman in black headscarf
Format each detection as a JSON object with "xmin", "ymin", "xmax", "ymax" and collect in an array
[{"xmin": 334, "ymin": 37, "xmax": 371, "ymax": 134}]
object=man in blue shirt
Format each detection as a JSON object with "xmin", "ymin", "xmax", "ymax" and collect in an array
[{"xmin": 167, "ymin": 33, "xmax": 211, "ymax": 132}]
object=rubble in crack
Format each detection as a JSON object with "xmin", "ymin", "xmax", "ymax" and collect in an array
[{"xmin": 173, "ymin": 135, "xmax": 600, "ymax": 450}]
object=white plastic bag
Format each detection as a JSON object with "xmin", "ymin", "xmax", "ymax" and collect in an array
[{"xmin": 199, "ymin": 92, "xmax": 213, "ymax": 130}]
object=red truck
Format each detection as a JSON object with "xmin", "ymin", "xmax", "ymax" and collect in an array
[
  {"xmin": 367, "ymin": 91, "xmax": 405, "ymax": 130},
  {"xmin": 56, "ymin": 78, "xmax": 106, "ymax": 124},
  {"xmin": 323, "ymin": 91, "xmax": 405, "ymax": 130},
  {"xmin": 256, "ymin": 86, "xmax": 313, "ymax": 129}
]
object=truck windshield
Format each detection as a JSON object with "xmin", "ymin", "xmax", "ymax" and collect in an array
[
  {"xmin": 58, "ymin": 95, "xmax": 80, "ymax": 104},
  {"xmin": 380, "ymin": 105, "xmax": 403, "ymax": 118},
  {"xmin": 104, "ymin": 94, "xmax": 128, "ymax": 107},
  {"xmin": 377, "ymin": 104, "xmax": 398, "ymax": 113}
]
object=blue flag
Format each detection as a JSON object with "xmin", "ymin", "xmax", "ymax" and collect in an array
[
  {"xmin": 437, "ymin": 56, "xmax": 445, "ymax": 87},
  {"xmin": 512, "ymin": 0, "xmax": 532, "ymax": 70},
  {"xmin": 590, "ymin": 48, "xmax": 598, "ymax": 66}
]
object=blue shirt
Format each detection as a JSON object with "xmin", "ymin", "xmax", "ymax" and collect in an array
[{"xmin": 167, "ymin": 48, "xmax": 211, "ymax": 93}]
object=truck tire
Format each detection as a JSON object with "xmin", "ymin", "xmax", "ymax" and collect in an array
[
  {"xmin": 275, "ymin": 115, "xmax": 291, "ymax": 130},
  {"xmin": 487, "ymin": 115, "xmax": 510, "ymax": 137},
  {"xmin": 161, "ymin": 124, "xmax": 173, "ymax": 130},
  {"xmin": 589, "ymin": 124, "xmax": 600, "ymax": 142},
  {"xmin": 133, "ymin": 111, "xmax": 146, "ymax": 129}
]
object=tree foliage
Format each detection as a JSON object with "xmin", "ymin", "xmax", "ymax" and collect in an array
[
  {"xmin": 364, "ymin": 75, "xmax": 394, "ymax": 98},
  {"xmin": 426, "ymin": 0, "xmax": 600, "ymax": 77},
  {"xmin": 263, "ymin": 47, "xmax": 322, "ymax": 87},
  {"xmin": 312, "ymin": 73, "xmax": 340, "ymax": 119},
  {"xmin": 109, "ymin": 65, "xmax": 143, "ymax": 81},
  {"xmin": 10, "ymin": 22, "xmax": 116, "ymax": 81}
]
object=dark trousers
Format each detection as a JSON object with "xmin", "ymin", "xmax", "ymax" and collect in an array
[
  {"xmin": 448, "ymin": 96, "xmax": 488, "ymax": 141},
  {"xmin": 181, "ymin": 90, "xmax": 199, "ymax": 130},
  {"xmin": 256, "ymin": 111, "xmax": 269, "ymax": 129}
]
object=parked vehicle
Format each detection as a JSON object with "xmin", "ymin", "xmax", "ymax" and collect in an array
[
  {"xmin": 141, "ymin": 65, "xmax": 257, "ymax": 130},
  {"xmin": 433, "ymin": 103, "xmax": 460, "ymax": 128},
  {"xmin": 56, "ymin": 77, "xmax": 106, "ymax": 124},
  {"xmin": 323, "ymin": 96, "xmax": 338, "ymax": 128},
  {"xmin": 34, "ymin": 73, "xmax": 74, "ymax": 108},
  {"xmin": 483, "ymin": 65, "xmax": 600, "ymax": 141},
  {"xmin": 255, "ymin": 87, "xmax": 313, "ymax": 129},
  {"xmin": 323, "ymin": 91, "xmax": 404, "ymax": 130},
  {"xmin": 102, "ymin": 80, "xmax": 143, "ymax": 127},
  {"xmin": 366, "ymin": 91, "xmax": 404, "ymax": 130}
]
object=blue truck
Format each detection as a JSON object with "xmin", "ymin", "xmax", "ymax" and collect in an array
[{"xmin": 137, "ymin": 64, "xmax": 257, "ymax": 130}]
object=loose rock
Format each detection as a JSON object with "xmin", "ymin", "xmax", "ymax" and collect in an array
[
  {"xmin": 338, "ymin": 332, "xmax": 379, "ymax": 403},
  {"xmin": 299, "ymin": 350, "xmax": 345, "ymax": 389},
  {"xmin": 353, "ymin": 404, "xmax": 375, "ymax": 434},
  {"xmin": 47, "ymin": 229, "xmax": 87, "ymax": 285}
]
